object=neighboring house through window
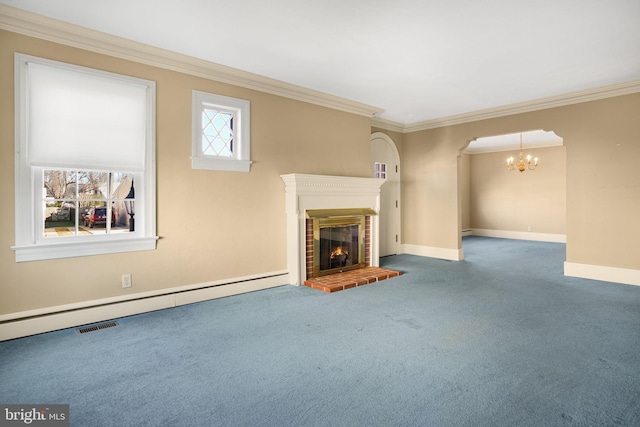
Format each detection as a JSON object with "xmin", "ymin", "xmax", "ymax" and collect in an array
[
  {"xmin": 192, "ymin": 90, "xmax": 251, "ymax": 172},
  {"xmin": 13, "ymin": 54, "xmax": 157, "ymax": 262}
]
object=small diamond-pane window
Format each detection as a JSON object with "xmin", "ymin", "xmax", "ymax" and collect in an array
[
  {"xmin": 192, "ymin": 91, "xmax": 251, "ymax": 172},
  {"xmin": 374, "ymin": 162, "xmax": 387, "ymax": 179},
  {"xmin": 202, "ymin": 109, "xmax": 233, "ymax": 157}
]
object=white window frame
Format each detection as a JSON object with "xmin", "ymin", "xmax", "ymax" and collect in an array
[
  {"xmin": 12, "ymin": 54, "xmax": 157, "ymax": 262},
  {"xmin": 192, "ymin": 90, "xmax": 251, "ymax": 172},
  {"xmin": 374, "ymin": 162, "xmax": 388, "ymax": 179}
]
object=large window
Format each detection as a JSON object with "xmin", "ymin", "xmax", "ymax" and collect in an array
[
  {"xmin": 192, "ymin": 90, "xmax": 251, "ymax": 172},
  {"xmin": 13, "ymin": 54, "xmax": 157, "ymax": 262},
  {"xmin": 41, "ymin": 170, "xmax": 135, "ymax": 236}
]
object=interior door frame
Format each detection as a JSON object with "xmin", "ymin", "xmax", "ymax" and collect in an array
[{"xmin": 371, "ymin": 132, "xmax": 401, "ymax": 256}]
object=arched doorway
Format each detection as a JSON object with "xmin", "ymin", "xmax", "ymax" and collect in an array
[
  {"xmin": 460, "ymin": 129, "xmax": 566, "ymax": 249},
  {"xmin": 371, "ymin": 132, "xmax": 401, "ymax": 256}
]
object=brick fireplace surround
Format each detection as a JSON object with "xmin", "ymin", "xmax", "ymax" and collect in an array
[{"xmin": 281, "ymin": 174, "xmax": 401, "ymax": 292}]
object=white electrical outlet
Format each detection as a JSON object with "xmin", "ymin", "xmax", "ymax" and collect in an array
[
  {"xmin": 527, "ymin": 225, "xmax": 532, "ymax": 232},
  {"xmin": 121, "ymin": 273, "xmax": 132, "ymax": 289}
]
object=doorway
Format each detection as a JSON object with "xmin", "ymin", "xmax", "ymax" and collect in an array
[
  {"xmin": 460, "ymin": 129, "xmax": 566, "ymax": 250},
  {"xmin": 371, "ymin": 132, "xmax": 400, "ymax": 256}
]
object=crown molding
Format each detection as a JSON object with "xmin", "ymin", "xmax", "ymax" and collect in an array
[
  {"xmin": 0, "ymin": 4, "xmax": 383, "ymax": 118},
  {"xmin": 372, "ymin": 80, "xmax": 640, "ymax": 134},
  {"xmin": 370, "ymin": 116, "xmax": 406, "ymax": 133}
]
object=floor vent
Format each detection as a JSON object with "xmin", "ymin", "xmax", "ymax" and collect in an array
[{"xmin": 77, "ymin": 321, "xmax": 118, "ymax": 334}]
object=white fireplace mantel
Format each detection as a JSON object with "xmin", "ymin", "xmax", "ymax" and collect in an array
[{"xmin": 281, "ymin": 173, "xmax": 385, "ymax": 286}]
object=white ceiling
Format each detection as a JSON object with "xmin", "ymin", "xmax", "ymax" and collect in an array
[
  {"xmin": 464, "ymin": 130, "xmax": 562, "ymax": 154},
  {"xmin": 1, "ymin": 0, "xmax": 639, "ymax": 126}
]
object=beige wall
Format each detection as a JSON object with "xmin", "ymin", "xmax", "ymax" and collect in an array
[
  {"xmin": 0, "ymin": 31, "xmax": 373, "ymax": 315},
  {"xmin": 469, "ymin": 146, "xmax": 566, "ymax": 234},
  {"xmin": 562, "ymin": 96, "xmax": 640, "ymax": 269},
  {"xmin": 402, "ymin": 126, "xmax": 463, "ymax": 250},
  {"xmin": 459, "ymin": 153, "xmax": 471, "ymax": 231},
  {"xmin": 399, "ymin": 93, "xmax": 640, "ymax": 271}
]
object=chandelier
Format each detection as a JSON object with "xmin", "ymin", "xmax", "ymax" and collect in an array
[{"xmin": 506, "ymin": 133, "xmax": 538, "ymax": 172}]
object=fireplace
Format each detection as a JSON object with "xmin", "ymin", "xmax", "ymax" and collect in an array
[
  {"xmin": 281, "ymin": 174, "xmax": 385, "ymax": 286},
  {"xmin": 306, "ymin": 209, "xmax": 374, "ymax": 278}
]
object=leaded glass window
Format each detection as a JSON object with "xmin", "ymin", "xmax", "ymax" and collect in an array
[
  {"xmin": 202, "ymin": 109, "xmax": 233, "ymax": 157},
  {"xmin": 192, "ymin": 91, "xmax": 251, "ymax": 172}
]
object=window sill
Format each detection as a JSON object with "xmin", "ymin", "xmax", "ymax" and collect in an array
[
  {"xmin": 191, "ymin": 157, "xmax": 252, "ymax": 172},
  {"xmin": 12, "ymin": 236, "xmax": 158, "ymax": 262}
]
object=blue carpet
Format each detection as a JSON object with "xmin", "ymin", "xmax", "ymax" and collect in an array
[{"xmin": 2, "ymin": 237, "xmax": 640, "ymax": 426}]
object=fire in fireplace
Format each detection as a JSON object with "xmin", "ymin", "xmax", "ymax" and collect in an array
[
  {"xmin": 320, "ymin": 224, "xmax": 359, "ymax": 271},
  {"xmin": 330, "ymin": 246, "xmax": 348, "ymax": 264},
  {"xmin": 306, "ymin": 208, "xmax": 376, "ymax": 278}
]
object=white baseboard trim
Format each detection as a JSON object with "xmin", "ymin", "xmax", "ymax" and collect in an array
[
  {"xmin": 402, "ymin": 244, "xmax": 464, "ymax": 261},
  {"xmin": 0, "ymin": 271, "xmax": 289, "ymax": 342},
  {"xmin": 471, "ymin": 229, "xmax": 566, "ymax": 243},
  {"xmin": 564, "ymin": 262, "xmax": 640, "ymax": 287}
]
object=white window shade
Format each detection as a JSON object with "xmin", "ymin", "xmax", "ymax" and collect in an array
[{"xmin": 27, "ymin": 61, "xmax": 148, "ymax": 171}]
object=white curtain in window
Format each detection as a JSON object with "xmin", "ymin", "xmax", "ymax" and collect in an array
[{"xmin": 27, "ymin": 62, "xmax": 148, "ymax": 171}]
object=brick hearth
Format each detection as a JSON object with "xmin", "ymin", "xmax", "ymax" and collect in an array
[{"xmin": 304, "ymin": 266, "xmax": 402, "ymax": 293}]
